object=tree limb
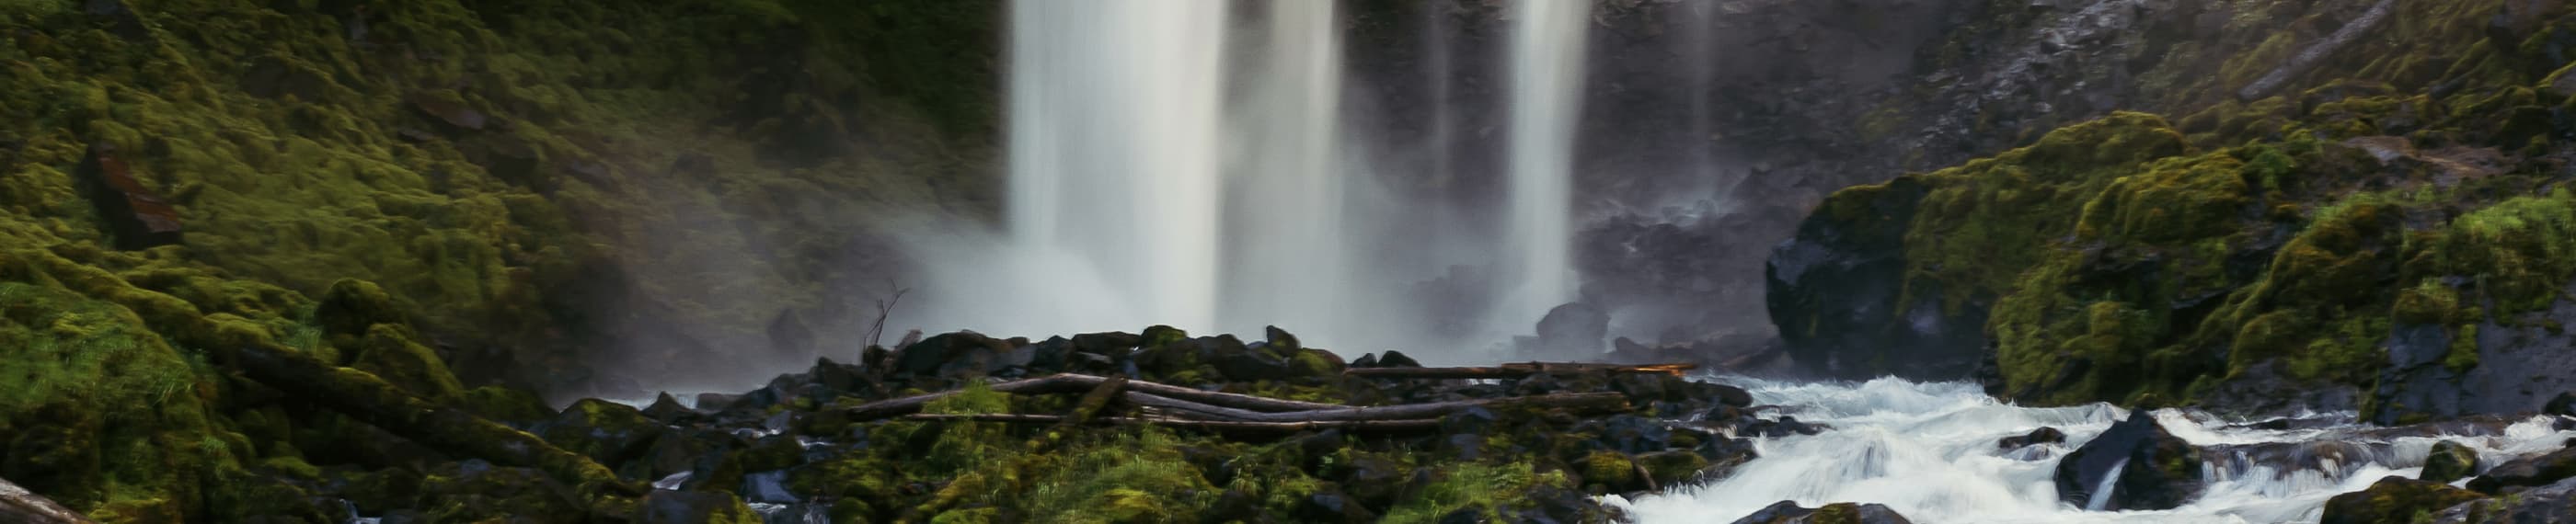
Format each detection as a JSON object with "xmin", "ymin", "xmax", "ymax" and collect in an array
[{"xmin": 1343, "ymin": 362, "xmax": 1697, "ymax": 380}]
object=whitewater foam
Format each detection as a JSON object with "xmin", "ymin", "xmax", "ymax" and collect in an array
[{"xmin": 1611, "ymin": 377, "xmax": 2576, "ymax": 524}]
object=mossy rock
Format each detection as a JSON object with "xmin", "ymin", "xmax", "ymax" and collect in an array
[
  {"xmin": 2320, "ymin": 476, "xmax": 2486, "ymax": 524},
  {"xmin": 539, "ymin": 398, "xmax": 666, "ymax": 471},
  {"xmin": 351, "ymin": 324, "xmax": 467, "ymax": 402},
  {"xmin": 2421, "ymin": 439, "xmax": 2480, "ymax": 484}
]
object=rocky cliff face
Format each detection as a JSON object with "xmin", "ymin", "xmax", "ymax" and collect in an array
[{"xmin": 1767, "ymin": 0, "xmax": 2576, "ymax": 418}]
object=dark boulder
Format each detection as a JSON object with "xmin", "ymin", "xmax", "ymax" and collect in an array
[
  {"xmin": 2546, "ymin": 392, "xmax": 2576, "ymax": 417},
  {"xmin": 2467, "ymin": 445, "xmax": 2576, "ymax": 495},
  {"xmin": 640, "ymin": 393, "xmax": 697, "ymax": 424},
  {"xmin": 1377, "ymin": 350, "xmax": 1424, "ymax": 369},
  {"xmin": 2053, "ymin": 408, "xmax": 2203, "ymax": 510},
  {"xmin": 2421, "ymin": 440, "xmax": 2480, "ymax": 484},
  {"xmin": 1741, "ymin": 416, "xmax": 1828, "ymax": 439},
  {"xmin": 537, "ymin": 399, "xmax": 667, "ymax": 470},
  {"xmin": 78, "ymin": 142, "xmax": 184, "ymax": 250},
  {"xmin": 1534, "ymin": 302, "xmax": 1611, "ymax": 355},
  {"xmin": 893, "ymin": 331, "xmax": 1018, "ymax": 379},
  {"xmin": 1765, "ymin": 177, "xmax": 1986, "ymax": 380},
  {"xmin": 2320, "ymin": 476, "xmax": 2486, "ymax": 524},
  {"xmin": 2433, "ymin": 476, "xmax": 2576, "ymax": 523},
  {"xmin": 1730, "ymin": 501, "xmax": 1915, "ymax": 524},
  {"xmin": 1999, "ymin": 427, "xmax": 2067, "ymax": 450}
]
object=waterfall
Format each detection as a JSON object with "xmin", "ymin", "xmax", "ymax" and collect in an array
[
  {"xmin": 1221, "ymin": 0, "xmax": 1349, "ymax": 336},
  {"xmin": 1500, "ymin": 0, "xmax": 1590, "ymax": 329},
  {"xmin": 1005, "ymin": 0, "xmax": 1229, "ymax": 334},
  {"xmin": 913, "ymin": 2, "xmax": 1594, "ymax": 358}
]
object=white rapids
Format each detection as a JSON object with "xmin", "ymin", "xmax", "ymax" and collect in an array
[{"xmin": 1612, "ymin": 377, "xmax": 2576, "ymax": 524}]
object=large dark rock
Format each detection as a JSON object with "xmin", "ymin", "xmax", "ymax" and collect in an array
[
  {"xmin": 1765, "ymin": 177, "xmax": 1985, "ymax": 380},
  {"xmin": 2433, "ymin": 476, "xmax": 2576, "ymax": 523},
  {"xmin": 893, "ymin": 331, "xmax": 1018, "ymax": 379},
  {"xmin": 77, "ymin": 142, "xmax": 183, "ymax": 250},
  {"xmin": 2053, "ymin": 408, "xmax": 2203, "ymax": 510},
  {"xmin": 2371, "ymin": 287, "xmax": 2576, "ymax": 425},
  {"xmin": 2467, "ymin": 445, "xmax": 2576, "ymax": 495},
  {"xmin": 1730, "ymin": 501, "xmax": 1915, "ymax": 524},
  {"xmin": 537, "ymin": 399, "xmax": 667, "ymax": 471},
  {"xmin": 1533, "ymin": 302, "xmax": 1610, "ymax": 355},
  {"xmin": 2321, "ymin": 476, "xmax": 2487, "ymax": 524}
]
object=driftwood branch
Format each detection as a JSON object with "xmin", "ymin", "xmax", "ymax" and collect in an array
[
  {"xmin": 1064, "ymin": 376, "xmax": 1128, "ymax": 426},
  {"xmin": 903, "ymin": 414, "xmax": 1442, "ymax": 435},
  {"xmin": 233, "ymin": 343, "xmax": 641, "ymax": 518},
  {"xmin": 0, "ymin": 476, "xmax": 91, "ymax": 524},
  {"xmin": 1344, "ymin": 362, "xmax": 1697, "ymax": 380},
  {"xmin": 1119, "ymin": 391, "xmax": 1631, "ymax": 423},
  {"xmin": 844, "ymin": 373, "xmax": 1346, "ymax": 421}
]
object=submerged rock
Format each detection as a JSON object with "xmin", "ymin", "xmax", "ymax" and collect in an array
[
  {"xmin": 1999, "ymin": 427, "xmax": 2067, "ymax": 450},
  {"xmin": 2053, "ymin": 408, "xmax": 2202, "ymax": 511},
  {"xmin": 1730, "ymin": 500, "xmax": 1915, "ymax": 524},
  {"xmin": 2322, "ymin": 476, "xmax": 2487, "ymax": 524}
]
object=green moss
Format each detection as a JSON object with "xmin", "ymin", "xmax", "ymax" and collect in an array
[{"xmin": 1381, "ymin": 462, "xmax": 1552, "ymax": 524}]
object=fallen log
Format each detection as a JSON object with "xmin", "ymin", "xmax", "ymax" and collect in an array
[
  {"xmin": 845, "ymin": 373, "xmax": 1346, "ymax": 421},
  {"xmin": 1343, "ymin": 362, "xmax": 1697, "ymax": 380},
  {"xmin": 0, "ymin": 475, "xmax": 92, "ymax": 524},
  {"xmin": 1118, "ymin": 391, "xmax": 1631, "ymax": 423},
  {"xmin": 233, "ymin": 342, "xmax": 641, "ymax": 519},
  {"xmin": 902, "ymin": 414, "xmax": 1441, "ymax": 434}
]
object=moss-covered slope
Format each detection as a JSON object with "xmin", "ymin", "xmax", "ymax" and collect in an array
[
  {"xmin": 0, "ymin": 0, "xmax": 999, "ymax": 518},
  {"xmin": 1774, "ymin": 0, "xmax": 2576, "ymax": 418}
]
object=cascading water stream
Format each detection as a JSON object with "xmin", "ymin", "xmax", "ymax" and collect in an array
[
  {"xmin": 1498, "ymin": 0, "xmax": 1590, "ymax": 332},
  {"xmin": 1222, "ymin": 0, "xmax": 1350, "ymax": 336},
  {"xmin": 1611, "ymin": 378, "xmax": 2576, "ymax": 524},
  {"xmin": 1004, "ymin": 0, "xmax": 1227, "ymax": 335},
  {"xmin": 914, "ymin": 1, "xmax": 1600, "ymax": 359}
]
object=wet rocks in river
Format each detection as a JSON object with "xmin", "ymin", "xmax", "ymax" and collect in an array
[
  {"xmin": 2053, "ymin": 408, "xmax": 2203, "ymax": 511},
  {"xmin": 2433, "ymin": 476, "xmax": 2576, "ymax": 523},
  {"xmin": 1998, "ymin": 427, "xmax": 2067, "ymax": 450},
  {"xmin": 1730, "ymin": 500, "xmax": 1915, "ymax": 524},
  {"xmin": 2467, "ymin": 444, "xmax": 2576, "ymax": 495},
  {"xmin": 2421, "ymin": 439, "xmax": 2481, "ymax": 484},
  {"xmin": 2321, "ymin": 476, "xmax": 2487, "ymax": 524}
]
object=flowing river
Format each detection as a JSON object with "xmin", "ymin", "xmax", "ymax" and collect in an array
[{"xmin": 1612, "ymin": 377, "xmax": 2576, "ymax": 523}]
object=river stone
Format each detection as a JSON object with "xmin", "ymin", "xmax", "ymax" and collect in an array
[
  {"xmin": 2467, "ymin": 445, "xmax": 2576, "ymax": 495},
  {"xmin": 2422, "ymin": 440, "xmax": 2480, "ymax": 484},
  {"xmin": 2434, "ymin": 476, "xmax": 2576, "ymax": 523},
  {"xmin": 1999, "ymin": 427, "xmax": 2067, "ymax": 450},
  {"xmin": 2053, "ymin": 408, "xmax": 2203, "ymax": 511},
  {"xmin": 1730, "ymin": 501, "xmax": 1915, "ymax": 524},
  {"xmin": 2322, "ymin": 476, "xmax": 2486, "ymax": 524}
]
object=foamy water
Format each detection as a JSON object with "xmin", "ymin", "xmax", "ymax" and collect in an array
[{"xmin": 1611, "ymin": 377, "xmax": 2576, "ymax": 524}]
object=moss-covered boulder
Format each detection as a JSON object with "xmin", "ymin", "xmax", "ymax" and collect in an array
[
  {"xmin": 2467, "ymin": 445, "xmax": 2576, "ymax": 495},
  {"xmin": 538, "ymin": 399, "xmax": 666, "ymax": 473},
  {"xmin": 2321, "ymin": 476, "xmax": 2487, "ymax": 524},
  {"xmin": 2423, "ymin": 439, "xmax": 2482, "ymax": 484},
  {"xmin": 1767, "ymin": 113, "xmax": 2194, "ymax": 380}
]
